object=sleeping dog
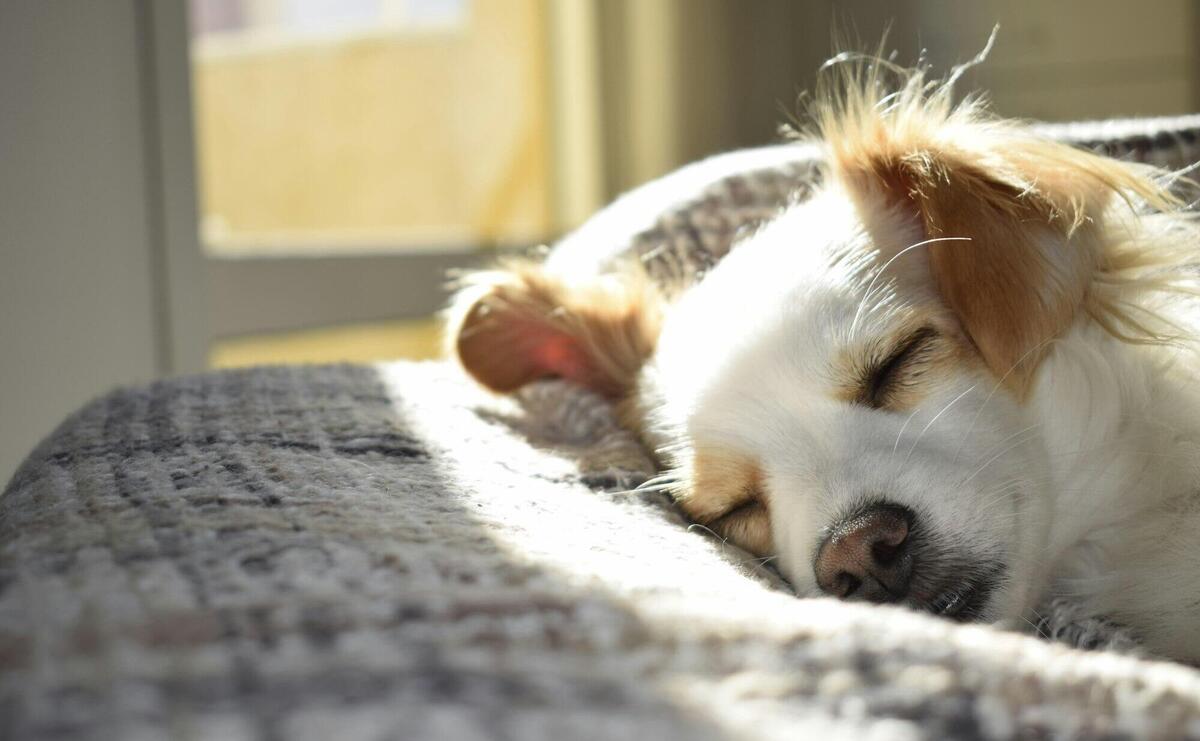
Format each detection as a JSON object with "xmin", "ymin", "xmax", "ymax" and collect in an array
[{"xmin": 448, "ymin": 58, "xmax": 1200, "ymax": 663}]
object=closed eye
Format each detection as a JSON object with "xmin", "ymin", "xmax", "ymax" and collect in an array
[
  {"xmin": 860, "ymin": 326, "xmax": 939, "ymax": 409},
  {"xmin": 714, "ymin": 499, "xmax": 763, "ymax": 524},
  {"xmin": 709, "ymin": 499, "xmax": 772, "ymax": 555}
]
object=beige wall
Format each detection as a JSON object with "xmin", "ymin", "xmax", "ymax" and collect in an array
[
  {"xmin": 909, "ymin": 0, "xmax": 1198, "ymax": 121},
  {"xmin": 599, "ymin": 0, "xmax": 1197, "ymax": 196}
]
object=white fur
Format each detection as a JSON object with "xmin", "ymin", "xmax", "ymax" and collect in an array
[{"xmin": 637, "ymin": 181, "xmax": 1200, "ymax": 662}]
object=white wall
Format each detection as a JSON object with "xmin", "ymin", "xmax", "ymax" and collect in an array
[{"xmin": 0, "ymin": 1, "xmax": 167, "ymax": 484}]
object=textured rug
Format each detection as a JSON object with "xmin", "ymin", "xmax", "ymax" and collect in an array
[{"xmin": 4, "ymin": 361, "xmax": 1200, "ymax": 740}]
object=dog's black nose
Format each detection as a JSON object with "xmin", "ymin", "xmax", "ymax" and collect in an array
[{"xmin": 814, "ymin": 503, "xmax": 914, "ymax": 603}]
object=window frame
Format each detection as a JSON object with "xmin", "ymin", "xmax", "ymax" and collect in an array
[{"xmin": 149, "ymin": 0, "xmax": 610, "ymax": 356}]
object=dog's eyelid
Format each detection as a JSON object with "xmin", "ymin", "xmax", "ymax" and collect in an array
[
  {"xmin": 719, "ymin": 499, "xmax": 763, "ymax": 519},
  {"xmin": 707, "ymin": 483, "xmax": 767, "ymax": 523},
  {"xmin": 862, "ymin": 325, "xmax": 939, "ymax": 408}
]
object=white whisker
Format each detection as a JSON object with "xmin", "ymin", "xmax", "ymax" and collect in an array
[
  {"xmin": 905, "ymin": 384, "xmax": 978, "ymax": 463},
  {"xmin": 958, "ymin": 425, "xmax": 1044, "ymax": 488},
  {"xmin": 850, "ymin": 236, "xmax": 972, "ymax": 337},
  {"xmin": 892, "ymin": 406, "xmax": 924, "ymax": 457}
]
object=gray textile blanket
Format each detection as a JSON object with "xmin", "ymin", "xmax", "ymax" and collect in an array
[
  {"xmin": 6, "ymin": 362, "xmax": 1200, "ymax": 741},
  {"xmin": 6, "ymin": 116, "xmax": 1200, "ymax": 740}
]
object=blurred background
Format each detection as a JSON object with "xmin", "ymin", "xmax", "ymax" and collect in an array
[{"xmin": 3, "ymin": 0, "xmax": 1200, "ymax": 482}]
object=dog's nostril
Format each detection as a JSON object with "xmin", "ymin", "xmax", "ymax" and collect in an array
[
  {"xmin": 871, "ymin": 539, "xmax": 904, "ymax": 566},
  {"xmin": 813, "ymin": 502, "xmax": 915, "ymax": 603},
  {"xmin": 834, "ymin": 572, "xmax": 862, "ymax": 599}
]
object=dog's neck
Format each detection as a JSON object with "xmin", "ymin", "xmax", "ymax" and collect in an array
[
  {"xmin": 1032, "ymin": 322, "xmax": 1200, "ymax": 650},
  {"xmin": 1036, "ymin": 324, "xmax": 1199, "ymax": 545}
]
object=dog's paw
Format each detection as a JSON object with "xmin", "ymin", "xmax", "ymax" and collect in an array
[{"xmin": 1031, "ymin": 597, "xmax": 1143, "ymax": 655}]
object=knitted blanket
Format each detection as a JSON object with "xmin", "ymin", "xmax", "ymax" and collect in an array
[
  {"xmin": 6, "ymin": 362, "xmax": 1200, "ymax": 741},
  {"xmin": 6, "ymin": 116, "xmax": 1200, "ymax": 740}
]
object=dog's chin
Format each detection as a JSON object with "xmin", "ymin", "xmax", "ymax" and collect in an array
[{"xmin": 915, "ymin": 565, "xmax": 1004, "ymax": 623}]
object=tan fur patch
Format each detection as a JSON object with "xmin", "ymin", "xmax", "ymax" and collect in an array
[
  {"xmin": 449, "ymin": 259, "xmax": 663, "ymax": 399},
  {"xmin": 918, "ymin": 164, "xmax": 1099, "ymax": 396},
  {"xmin": 834, "ymin": 315, "xmax": 967, "ymax": 411},
  {"xmin": 675, "ymin": 449, "xmax": 773, "ymax": 556}
]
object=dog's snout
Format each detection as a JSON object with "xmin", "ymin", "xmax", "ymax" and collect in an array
[{"xmin": 814, "ymin": 503, "xmax": 914, "ymax": 603}]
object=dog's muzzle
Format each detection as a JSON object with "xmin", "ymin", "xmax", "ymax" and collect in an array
[{"xmin": 813, "ymin": 501, "xmax": 998, "ymax": 621}]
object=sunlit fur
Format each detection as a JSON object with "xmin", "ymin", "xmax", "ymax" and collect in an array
[
  {"xmin": 450, "ymin": 58, "xmax": 1200, "ymax": 662},
  {"xmin": 450, "ymin": 258, "xmax": 662, "ymax": 399}
]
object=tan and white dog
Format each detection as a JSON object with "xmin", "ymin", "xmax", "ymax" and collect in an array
[{"xmin": 448, "ymin": 60, "xmax": 1200, "ymax": 662}]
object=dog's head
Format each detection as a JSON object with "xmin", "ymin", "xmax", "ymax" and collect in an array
[{"xmin": 448, "ymin": 62, "xmax": 1184, "ymax": 623}]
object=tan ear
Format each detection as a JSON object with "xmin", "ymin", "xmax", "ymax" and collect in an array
[
  {"xmin": 807, "ymin": 59, "xmax": 1183, "ymax": 394},
  {"xmin": 834, "ymin": 138, "xmax": 1127, "ymax": 395},
  {"xmin": 447, "ymin": 260, "xmax": 662, "ymax": 398}
]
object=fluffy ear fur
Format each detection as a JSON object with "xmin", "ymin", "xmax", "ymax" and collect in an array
[
  {"xmin": 815, "ymin": 64, "xmax": 1181, "ymax": 394},
  {"xmin": 447, "ymin": 260, "xmax": 662, "ymax": 398}
]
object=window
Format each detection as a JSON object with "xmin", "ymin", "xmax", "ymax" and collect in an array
[
  {"xmin": 190, "ymin": 0, "xmax": 554, "ymax": 257},
  {"xmin": 188, "ymin": 0, "xmax": 590, "ymax": 365}
]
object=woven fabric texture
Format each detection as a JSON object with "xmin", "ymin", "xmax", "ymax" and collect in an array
[{"xmin": 5, "ymin": 363, "xmax": 1200, "ymax": 741}]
